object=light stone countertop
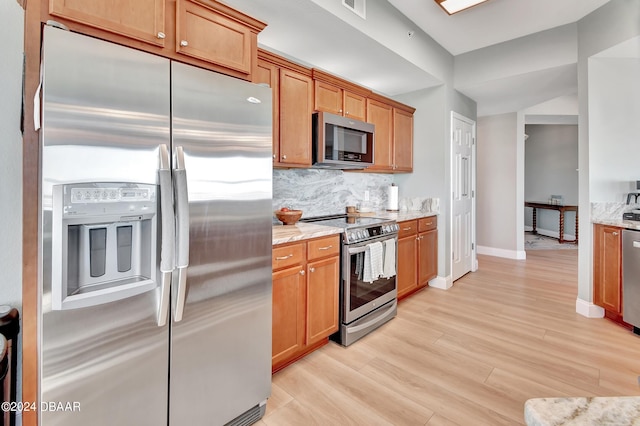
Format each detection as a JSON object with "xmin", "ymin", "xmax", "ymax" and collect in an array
[
  {"xmin": 272, "ymin": 211, "xmax": 438, "ymax": 245},
  {"xmin": 272, "ymin": 222, "xmax": 343, "ymax": 245},
  {"xmin": 375, "ymin": 211, "xmax": 438, "ymax": 222},
  {"xmin": 592, "ymin": 218, "xmax": 640, "ymax": 231},
  {"xmin": 524, "ymin": 397, "xmax": 640, "ymax": 426}
]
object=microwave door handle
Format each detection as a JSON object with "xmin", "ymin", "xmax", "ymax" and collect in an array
[
  {"xmin": 157, "ymin": 144, "xmax": 175, "ymax": 327},
  {"xmin": 173, "ymin": 146, "xmax": 190, "ymax": 323}
]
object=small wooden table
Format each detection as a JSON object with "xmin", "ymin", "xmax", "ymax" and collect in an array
[{"xmin": 525, "ymin": 202, "xmax": 578, "ymax": 244}]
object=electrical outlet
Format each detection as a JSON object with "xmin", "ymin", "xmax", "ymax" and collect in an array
[{"xmin": 364, "ymin": 190, "xmax": 370, "ymax": 201}]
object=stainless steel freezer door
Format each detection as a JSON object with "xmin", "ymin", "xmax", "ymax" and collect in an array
[
  {"xmin": 40, "ymin": 27, "xmax": 171, "ymax": 426},
  {"xmin": 170, "ymin": 62, "xmax": 273, "ymax": 425}
]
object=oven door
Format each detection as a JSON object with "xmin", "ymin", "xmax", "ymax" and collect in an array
[{"xmin": 343, "ymin": 235, "xmax": 398, "ymax": 324}]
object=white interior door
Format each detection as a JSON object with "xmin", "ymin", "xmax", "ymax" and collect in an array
[{"xmin": 451, "ymin": 112, "xmax": 476, "ymax": 282}]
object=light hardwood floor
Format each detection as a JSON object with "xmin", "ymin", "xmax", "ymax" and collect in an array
[{"xmin": 258, "ymin": 250, "xmax": 640, "ymax": 425}]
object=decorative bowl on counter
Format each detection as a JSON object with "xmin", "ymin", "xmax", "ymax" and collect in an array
[{"xmin": 274, "ymin": 209, "xmax": 303, "ymax": 225}]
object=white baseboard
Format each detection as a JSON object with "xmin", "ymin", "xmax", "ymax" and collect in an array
[
  {"xmin": 525, "ymin": 226, "xmax": 576, "ymax": 240},
  {"xmin": 575, "ymin": 297, "xmax": 604, "ymax": 318},
  {"xmin": 477, "ymin": 245, "xmax": 526, "ymax": 260},
  {"xmin": 428, "ymin": 275, "xmax": 452, "ymax": 290}
]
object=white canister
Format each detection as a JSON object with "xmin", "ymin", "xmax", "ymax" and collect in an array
[{"xmin": 386, "ymin": 184, "xmax": 399, "ymax": 211}]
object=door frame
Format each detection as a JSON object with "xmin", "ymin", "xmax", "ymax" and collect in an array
[{"xmin": 450, "ymin": 111, "xmax": 478, "ymax": 281}]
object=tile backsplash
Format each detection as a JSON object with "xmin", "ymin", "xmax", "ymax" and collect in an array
[{"xmin": 273, "ymin": 169, "xmax": 393, "ymax": 219}]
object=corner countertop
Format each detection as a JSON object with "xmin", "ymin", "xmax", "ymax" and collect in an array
[
  {"xmin": 272, "ymin": 222, "xmax": 343, "ymax": 245},
  {"xmin": 592, "ymin": 218, "xmax": 640, "ymax": 231},
  {"xmin": 272, "ymin": 211, "xmax": 438, "ymax": 245},
  {"xmin": 524, "ymin": 397, "xmax": 640, "ymax": 426}
]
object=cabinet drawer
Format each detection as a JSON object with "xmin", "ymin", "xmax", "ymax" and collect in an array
[
  {"xmin": 307, "ymin": 235, "xmax": 340, "ymax": 261},
  {"xmin": 273, "ymin": 243, "xmax": 305, "ymax": 270},
  {"xmin": 418, "ymin": 216, "xmax": 437, "ymax": 232},
  {"xmin": 398, "ymin": 220, "xmax": 418, "ymax": 238}
]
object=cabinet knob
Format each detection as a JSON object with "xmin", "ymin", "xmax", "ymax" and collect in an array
[
  {"xmin": 309, "ymin": 267, "xmax": 315, "ymax": 273},
  {"xmin": 157, "ymin": 32, "xmax": 166, "ymax": 39},
  {"xmin": 180, "ymin": 40, "xmax": 189, "ymax": 47},
  {"xmin": 299, "ymin": 270, "xmax": 305, "ymax": 276},
  {"xmin": 281, "ymin": 154, "xmax": 287, "ymax": 160},
  {"xmin": 613, "ymin": 232, "xmax": 619, "ymax": 236},
  {"xmin": 272, "ymin": 154, "xmax": 276, "ymax": 159},
  {"xmin": 339, "ymin": 109, "xmax": 343, "ymax": 113}
]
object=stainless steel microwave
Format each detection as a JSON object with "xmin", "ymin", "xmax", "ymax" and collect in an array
[{"xmin": 312, "ymin": 111, "xmax": 374, "ymax": 169}]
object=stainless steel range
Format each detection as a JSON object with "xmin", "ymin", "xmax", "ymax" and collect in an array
[{"xmin": 301, "ymin": 215, "xmax": 399, "ymax": 345}]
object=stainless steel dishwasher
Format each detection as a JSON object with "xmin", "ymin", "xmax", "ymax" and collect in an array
[{"xmin": 622, "ymin": 229, "xmax": 640, "ymax": 335}]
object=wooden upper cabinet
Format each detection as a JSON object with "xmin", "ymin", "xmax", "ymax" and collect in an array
[
  {"xmin": 279, "ymin": 68, "xmax": 313, "ymax": 166},
  {"xmin": 312, "ymin": 69, "xmax": 369, "ymax": 122},
  {"xmin": 47, "ymin": 0, "xmax": 266, "ymax": 80},
  {"xmin": 393, "ymin": 107, "xmax": 414, "ymax": 172},
  {"xmin": 343, "ymin": 91, "xmax": 366, "ymax": 121},
  {"xmin": 254, "ymin": 58, "xmax": 280, "ymax": 163},
  {"xmin": 315, "ymin": 81, "xmax": 343, "ymax": 116},
  {"xmin": 366, "ymin": 98, "xmax": 393, "ymax": 171},
  {"xmin": 176, "ymin": 0, "xmax": 263, "ymax": 75},
  {"xmin": 49, "ymin": 0, "xmax": 166, "ymax": 47}
]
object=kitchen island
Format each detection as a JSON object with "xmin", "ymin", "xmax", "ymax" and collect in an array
[{"xmin": 524, "ymin": 396, "xmax": 640, "ymax": 425}]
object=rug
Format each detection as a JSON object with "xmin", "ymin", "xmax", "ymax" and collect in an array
[{"xmin": 525, "ymin": 232, "xmax": 578, "ymax": 250}]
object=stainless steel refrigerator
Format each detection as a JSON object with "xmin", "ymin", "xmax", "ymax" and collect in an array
[{"xmin": 39, "ymin": 25, "xmax": 272, "ymax": 426}]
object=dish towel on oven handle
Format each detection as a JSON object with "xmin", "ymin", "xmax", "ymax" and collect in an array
[
  {"xmin": 362, "ymin": 241, "xmax": 384, "ymax": 283},
  {"xmin": 382, "ymin": 238, "xmax": 396, "ymax": 278}
]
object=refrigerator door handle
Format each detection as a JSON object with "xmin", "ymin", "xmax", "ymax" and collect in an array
[
  {"xmin": 158, "ymin": 144, "xmax": 175, "ymax": 327},
  {"xmin": 173, "ymin": 146, "xmax": 190, "ymax": 322}
]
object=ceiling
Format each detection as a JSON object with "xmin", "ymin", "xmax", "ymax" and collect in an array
[
  {"xmin": 224, "ymin": 0, "xmax": 613, "ymax": 115},
  {"xmin": 388, "ymin": 0, "xmax": 611, "ymax": 56}
]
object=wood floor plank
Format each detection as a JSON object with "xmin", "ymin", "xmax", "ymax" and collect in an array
[{"xmin": 266, "ymin": 250, "xmax": 640, "ymax": 425}]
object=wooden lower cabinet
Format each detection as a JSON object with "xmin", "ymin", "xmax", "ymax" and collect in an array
[
  {"xmin": 271, "ymin": 235, "xmax": 340, "ymax": 372},
  {"xmin": 397, "ymin": 229, "xmax": 418, "ymax": 299},
  {"xmin": 306, "ymin": 256, "xmax": 340, "ymax": 345},
  {"xmin": 593, "ymin": 224, "xmax": 623, "ymax": 320},
  {"xmin": 272, "ymin": 265, "xmax": 305, "ymax": 367},
  {"xmin": 397, "ymin": 217, "xmax": 438, "ymax": 300}
]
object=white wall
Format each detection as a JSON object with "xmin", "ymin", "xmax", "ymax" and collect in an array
[
  {"xmin": 476, "ymin": 113, "xmax": 525, "ymax": 259},
  {"xmin": 577, "ymin": 0, "xmax": 640, "ymax": 307},
  {"xmin": 588, "ymin": 58, "xmax": 640, "ymax": 202}
]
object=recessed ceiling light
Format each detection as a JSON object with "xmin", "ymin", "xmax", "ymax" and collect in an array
[{"xmin": 434, "ymin": 0, "xmax": 490, "ymax": 15}]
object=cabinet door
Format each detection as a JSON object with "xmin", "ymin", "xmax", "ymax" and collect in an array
[
  {"xmin": 594, "ymin": 225, "xmax": 622, "ymax": 314},
  {"xmin": 397, "ymin": 235, "xmax": 418, "ymax": 298},
  {"xmin": 279, "ymin": 69, "xmax": 313, "ymax": 166},
  {"xmin": 272, "ymin": 265, "xmax": 306, "ymax": 367},
  {"xmin": 366, "ymin": 99, "xmax": 394, "ymax": 171},
  {"xmin": 393, "ymin": 108, "xmax": 414, "ymax": 172},
  {"xmin": 306, "ymin": 256, "xmax": 340, "ymax": 345},
  {"xmin": 176, "ymin": 0, "xmax": 252, "ymax": 74},
  {"xmin": 343, "ymin": 91, "xmax": 366, "ymax": 121},
  {"xmin": 49, "ymin": 0, "xmax": 166, "ymax": 47},
  {"xmin": 315, "ymin": 81, "xmax": 343, "ymax": 115},
  {"xmin": 418, "ymin": 230, "xmax": 438, "ymax": 286},
  {"xmin": 255, "ymin": 59, "xmax": 280, "ymax": 164}
]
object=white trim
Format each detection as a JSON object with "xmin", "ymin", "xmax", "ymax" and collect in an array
[
  {"xmin": 477, "ymin": 245, "xmax": 526, "ymax": 260},
  {"xmin": 428, "ymin": 275, "xmax": 452, "ymax": 290},
  {"xmin": 575, "ymin": 297, "xmax": 604, "ymax": 318}
]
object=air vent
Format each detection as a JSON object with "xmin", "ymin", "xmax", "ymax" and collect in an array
[{"xmin": 342, "ymin": 0, "xmax": 366, "ymax": 19}]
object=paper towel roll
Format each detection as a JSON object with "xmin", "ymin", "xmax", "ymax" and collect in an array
[{"xmin": 386, "ymin": 184, "xmax": 399, "ymax": 211}]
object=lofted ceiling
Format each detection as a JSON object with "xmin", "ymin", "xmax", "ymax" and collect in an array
[
  {"xmin": 388, "ymin": 0, "xmax": 611, "ymax": 56},
  {"xmin": 223, "ymin": 0, "xmax": 613, "ymax": 116}
]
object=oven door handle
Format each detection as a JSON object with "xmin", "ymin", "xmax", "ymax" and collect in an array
[{"xmin": 347, "ymin": 245, "xmax": 367, "ymax": 255}]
